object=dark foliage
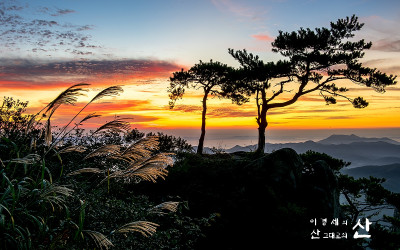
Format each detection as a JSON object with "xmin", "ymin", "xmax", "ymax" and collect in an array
[
  {"xmin": 168, "ymin": 60, "xmax": 249, "ymax": 154},
  {"xmin": 228, "ymin": 15, "xmax": 397, "ymax": 153}
]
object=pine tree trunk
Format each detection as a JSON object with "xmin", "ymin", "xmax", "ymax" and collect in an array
[
  {"xmin": 256, "ymin": 106, "xmax": 268, "ymax": 154},
  {"xmin": 197, "ymin": 92, "xmax": 209, "ymax": 155}
]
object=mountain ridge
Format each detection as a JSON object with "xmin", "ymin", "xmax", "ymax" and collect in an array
[
  {"xmin": 317, "ymin": 134, "xmax": 400, "ymax": 145},
  {"xmin": 196, "ymin": 134, "xmax": 400, "ymax": 168},
  {"xmin": 341, "ymin": 163, "xmax": 400, "ymax": 193}
]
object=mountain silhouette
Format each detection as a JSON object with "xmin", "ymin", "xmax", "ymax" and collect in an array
[
  {"xmin": 341, "ymin": 163, "xmax": 400, "ymax": 193},
  {"xmin": 318, "ymin": 134, "xmax": 400, "ymax": 145},
  {"xmin": 218, "ymin": 134, "xmax": 400, "ymax": 168}
]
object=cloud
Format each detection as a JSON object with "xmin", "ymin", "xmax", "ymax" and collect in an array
[
  {"xmin": 211, "ymin": 0, "xmax": 265, "ymax": 21},
  {"xmin": 79, "ymin": 100, "xmax": 154, "ymax": 113},
  {"xmin": 47, "ymin": 113, "xmax": 159, "ymax": 130},
  {"xmin": 0, "ymin": 1, "xmax": 97, "ymax": 56},
  {"xmin": 361, "ymin": 59, "xmax": 400, "ymax": 75},
  {"xmin": 361, "ymin": 16, "xmax": 400, "ymax": 53},
  {"xmin": 268, "ymin": 108, "xmax": 338, "ymax": 116},
  {"xmin": 170, "ymin": 104, "xmax": 256, "ymax": 118},
  {"xmin": 324, "ymin": 116, "xmax": 354, "ymax": 120},
  {"xmin": 51, "ymin": 8, "xmax": 76, "ymax": 16},
  {"xmin": 362, "ymin": 16, "xmax": 399, "ymax": 36},
  {"xmin": 37, "ymin": 7, "xmax": 75, "ymax": 16},
  {"xmin": 207, "ymin": 108, "xmax": 256, "ymax": 118},
  {"xmin": 282, "ymin": 114, "xmax": 355, "ymax": 120},
  {"xmin": 26, "ymin": 99, "xmax": 160, "ymax": 129},
  {"xmin": 371, "ymin": 39, "xmax": 400, "ymax": 52},
  {"xmin": 26, "ymin": 99, "xmax": 154, "ymax": 114},
  {"xmin": 171, "ymin": 105, "xmax": 202, "ymax": 113},
  {"xmin": 251, "ymin": 33, "xmax": 274, "ymax": 42},
  {"xmin": 0, "ymin": 58, "xmax": 182, "ymax": 90}
]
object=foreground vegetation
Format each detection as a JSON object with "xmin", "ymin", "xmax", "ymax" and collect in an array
[
  {"xmin": 0, "ymin": 87, "xmax": 187, "ymax": 249},
  {"xmin": 1, "ymin": 87, "xmax": 399, "ymax": 249}
]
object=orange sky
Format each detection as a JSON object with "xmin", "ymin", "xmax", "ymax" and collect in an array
[
  {"xmin": 4, "ymin": 66, "xmax": 398, "ymax": 132},
  {"xmin": 1, "ymin": 1, "xmax": 399, "ymax": 133}
]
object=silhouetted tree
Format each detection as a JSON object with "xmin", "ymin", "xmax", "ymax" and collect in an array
[
  {"xmin": 168, "ymin": 60, "xmax": 249, "ymax": 155},
  {"xmin": 230, "ymin": 15, "xmax": 397, "ymax": 154}
]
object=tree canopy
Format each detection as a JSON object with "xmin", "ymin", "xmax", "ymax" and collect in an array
[
  {"xmin": 229, "ymin": 15, "xmax": 397, "ymax": 153},
  {"xmin": 168, "ymin": 60, "xmax": 249, "ymax": 154}
]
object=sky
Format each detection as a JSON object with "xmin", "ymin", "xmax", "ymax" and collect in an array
[{"xmin": 1, "ymin": 0, "xmax": 400, "ymax": 144}]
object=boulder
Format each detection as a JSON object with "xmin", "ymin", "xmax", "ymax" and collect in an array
[{"xmin": 302, "ymin": 160, "xmax": 341, "ymax": 218}]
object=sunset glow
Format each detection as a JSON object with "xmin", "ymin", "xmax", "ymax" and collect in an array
[{"xmin": 1, "ymin": 0, "xmax": 399, "ymax": 138}]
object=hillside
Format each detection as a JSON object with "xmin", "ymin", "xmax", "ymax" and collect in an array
[
  {"xmin": 341, "ymin": 163, "xmax": 400, "ymax": 193},
  {"xmin": 223, "ymin": 135, "xmax": 400, "ymax": 168},
  {"xmin": 318, "ymin": 134, "xmax": 400, "ymax": 145},
  {"xmin": 136, "ymin": 149, "xmax": 355, "ymax": 249}
]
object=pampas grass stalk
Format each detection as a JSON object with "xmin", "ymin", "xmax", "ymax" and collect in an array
[
  {"xmin": 55, "ymin": 85, "xmax": 123, "ymax": 139},
  {"xmin": 113, "ymin": 221, "xmax": 159, "ymax": 237},
  {"xmin": 45, "ymin": 85, "xmax": 123, "ymax": 155}
]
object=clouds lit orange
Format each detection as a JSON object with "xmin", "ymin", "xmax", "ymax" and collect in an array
[{"xmin": 0, "ymin": 0, "xmax": 399, "ymax": 133}]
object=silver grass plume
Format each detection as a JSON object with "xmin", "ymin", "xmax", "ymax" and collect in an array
[
  {"xmin": 148, "ymin": 201, "xmax": 180, "ymax": 215},
  {"xmin": 84, "ymin": 230, "xmax": 114, "ymax": 250},
  {"xmin": 90, "ymin": 86, "xmax": 124, "ymax": 103},
  {"xmin": 79, "ymin": 112, "xmax": 101, "ymax": 124},
  {"xmin": 113, "ymin": 221, "xmax": 159, "ymax": 237},
  {"xmin": 92, "ymin": 118, "xmax": 131, "ymax": 135},
  {"xmin": 68, "ymin": 168, "xmax": 103, "ymax": 176},
  {"xmin": 105, "ymin": 153, "xmax": 173, "ymax": 183},
  {"xmin": 84, "ymin": 144, "xmax": 121, "ymax": 160},
  {"xmin": 57, "ymin": 145, "xmax": 87, "ymax": 154},
  {"xmin": 48, "ymin": 86, "xmax": 121, "ymax": 150},
  {"xmin": 44, "ymin": 83, "xmax": 90, "ymax": 115},
  {"xmin": 45, "ymin": 118, "xmax": 52, "ymax": 146},
  {"xmin": 119, "ymin": 136, "xmax": 159, "ymax": 162},
  {"xmin": 6, "ymin": 154, "xmax": 41, "ymax": 164},
  {"xmin": 39, "ymin": 182, "xmax": 74, "ymax": 210},
  {"xmin": 25, "ymin": 114, "xmax": 37, "ymax": 135},
  {"xmin": 71, "ymin": 135, "xmax": 174, "ymax": 184}
]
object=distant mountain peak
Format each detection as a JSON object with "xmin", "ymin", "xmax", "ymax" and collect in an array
[{"xmin": 318, "ymin": 134, "xmax": 399, "ymax": 145}]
